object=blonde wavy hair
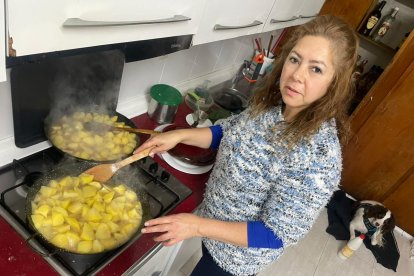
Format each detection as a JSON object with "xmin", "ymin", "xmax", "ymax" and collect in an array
[{"xmin": 250, "ymin": 15, "xmax": 358, "ymax": 146}]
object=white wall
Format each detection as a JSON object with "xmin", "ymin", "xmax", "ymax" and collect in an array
[{"xmin": 0, "ymin": 31, "xmax": 277, "ymax": 165}]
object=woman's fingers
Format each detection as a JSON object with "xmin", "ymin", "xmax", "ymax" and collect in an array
[{"xmin": 141, "ymin": 214, "xmax": 201, "ymax": 246}]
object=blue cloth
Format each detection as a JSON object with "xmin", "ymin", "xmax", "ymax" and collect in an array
[
  {"xmin": 248, "ymin": 221, "xmax": 283, "ymax": 249},
  {"xmin": 209, "ymin": 125, "xmax": 223, "ymax": 150}
]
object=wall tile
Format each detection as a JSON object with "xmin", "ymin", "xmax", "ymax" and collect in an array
[
  {"xmin": 190, "ymin": 41, "xmax": 222, "ymax": 78},
  {"xmin": 118, "ymin": 56, "xmax": 165, "ymax": 102},
  {"xmin": 160, "ymin": 47, "xmax": 198, "ymax": 85},
  {"xmin": 214, "ymin": 38, "xmax": 241, "ymax": 70},
  {"xmin": 0, "ymin": 72, "xmax": 13, "ymax": 141}
]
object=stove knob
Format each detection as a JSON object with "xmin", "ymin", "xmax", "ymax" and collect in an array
[
  {"xmin": 149, "ymin": 163, "xmax": 158, "ymax": 174},
  {"xmin": 160, "ymin": 171, "xmax": 170, "ymax": 182}
]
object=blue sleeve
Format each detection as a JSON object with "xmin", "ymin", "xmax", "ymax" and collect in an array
[
  {"xmin": 209, "ymin": 125, "xmax": 223, "ymax": 150},
  {"xmin": 247, "ymin": 221, "xmax": 283, "ymax": 249}
]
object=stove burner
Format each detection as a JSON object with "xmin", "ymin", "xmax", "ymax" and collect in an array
[
  {"xmin": 0, "ymin": 147, "xmax": 192, "ymax": 276},
  {"xmin": 15, "ymin": 172, "xmax": 43, "ymax": 198}
]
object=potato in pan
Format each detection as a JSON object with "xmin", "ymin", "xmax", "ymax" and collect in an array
[
  {"xmin": 30, "ymin": 173, "xmax": 143, "ymax": 254},
  {"xmin": 48, "ymin": 112, "xmax": 138, "ymax": 161}
]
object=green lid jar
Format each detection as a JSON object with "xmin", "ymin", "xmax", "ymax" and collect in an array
[
  {"xmin": 150, "ymin": 84, "xmax": 182, "ymax": 106},
  {"xmin": 148, "ymin": 84, "xmax": 183, "ymax": 124}
]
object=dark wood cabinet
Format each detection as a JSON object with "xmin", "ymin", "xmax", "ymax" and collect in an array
[{"xmin": 320, "ymin": 0, "xmax": 414, "ymax": 235}]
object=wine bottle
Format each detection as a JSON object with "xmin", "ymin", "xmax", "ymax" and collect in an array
[
  {"xmin": 371, "ymin": 7, "xmax": 399, "ymax": 42},
  {"xmin": 359, "ymin": 1, "xmax": 387, "ymax": 36}
]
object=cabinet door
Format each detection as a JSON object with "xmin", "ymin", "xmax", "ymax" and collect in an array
[
  {"xmin": 129, "ymin": 243, "xmax": 181, "ymax": 276},
  {"xmin": 319, "ymin": 0, "xmax": 376, "ymax": 30},
  {"xmin": 8, "ymin": 0, "xmax": 205, "ymax": 56},
  {"xmin": 262, "ymin": 0, "xmax": 304, "ymax": 33},
  {"xmin": 0, "ymin": 0, "xmax": 6, "ymax": 82},
  {"xmin": 294, "ymin": 0, "xmax": 326, "ymax": 25},
  {"xmin": 193, "ymin": 0, "xmax": 275, "ymax": 45}
]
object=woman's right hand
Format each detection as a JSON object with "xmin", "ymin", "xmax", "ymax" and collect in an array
[{"xmin": 133, "ymin": 129, "xmax": 184, "ymax": 157}]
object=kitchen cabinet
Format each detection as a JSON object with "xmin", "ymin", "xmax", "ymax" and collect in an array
[
  {"xmin": 320, "ymin": 0, "xmax": 414, "ymax": 235},
  {"xmin": 0, "ymin": 0, "xmax": 6, "ymax": 82},
  {"xmin": 192, "ymin": 0, "xmax": 275, "ymax": 45},
  {"xmin": 162, "ymin": 237, "xmax": 202, "ymax": 276},
  {"xmin": 294, "ymin": 0, "xmax": 326, "ymax": 26},
  {"xmin": 262, "ymin": 0, "xmax": 303, "ymax": 32},
  {"xmin": 7, "ymin": 0, "xmax": 205, "ymax": 56},
  {"xmin": 263, "ymin": 0, "xmax": 325, "ymax": 33},
  {"xmin": 127, "ymin": 242, "xmax": 183, "ymax": 276},
  {"xmin": 319, "ymin": 0, "xmax": 376, "ymax": 30}
]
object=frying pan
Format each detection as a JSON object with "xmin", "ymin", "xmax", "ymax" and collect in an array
[
  {"xmin": 163, "ymin": 124, "xmax": 217, "ymax": 166},
  {"xmin": 44, "ymin": 111, "xmax": 140, "ymax": 163},
  {"xmin": 25, "ymin": 160, "xmax": 150, "ymax": 257}
]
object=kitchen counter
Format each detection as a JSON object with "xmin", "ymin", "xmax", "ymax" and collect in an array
[{"xmin": 0, "ymin": 103, "xmax": 211, "ymax": 275}]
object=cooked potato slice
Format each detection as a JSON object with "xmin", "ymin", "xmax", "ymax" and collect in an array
[{"xmin": 31, "ymin": 174, "xmax": 142, "ymax": 253}]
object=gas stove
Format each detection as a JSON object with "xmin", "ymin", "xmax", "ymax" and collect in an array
[{"xmin": 0, "ymin": 147, "xmax": 192, "ymax": 275}]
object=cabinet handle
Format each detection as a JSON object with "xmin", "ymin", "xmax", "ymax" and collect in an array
[
  {"xmin": 299, "ymin": 14, "xmax": 318, "ymax": 19},
  {"xmin": 214, "ymin": 20, "xmax": 263, "ymax": 30},
  {"xmin": 63, "ymin": 14, "xmax": 191, "ymax": 27},
  {"xmin": 270, "ymin": 16, "xmax": 298, "ymax": 24}
]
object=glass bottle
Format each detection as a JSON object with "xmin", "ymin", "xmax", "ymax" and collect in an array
[
  {"xmin": 371, "ymin": 7, "xmax": 399, "ymax": 42},
  {"xmin": 359, "ymin": 1, "xmax": 387, "ymax": 36},
  {"xmin": 352, "ymin": 58, "xmax": 368, "ymax": 83}
]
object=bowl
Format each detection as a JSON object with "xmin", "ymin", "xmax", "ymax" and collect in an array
[{"xmin": 184, "ymin": 91, "xmax": 214, "ymax": 112}]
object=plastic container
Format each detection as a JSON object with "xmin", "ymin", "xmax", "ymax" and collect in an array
[
  {"xmin": 338, "ymin": 234, "xmax": 365, "ymax": 260},
  {"xmin": 147, "ymin": 84, "xmax": 182, "ymax": 124},
  {"xmin": 184, "ymin": 80, "xmax": 214, "ymax": 112}
]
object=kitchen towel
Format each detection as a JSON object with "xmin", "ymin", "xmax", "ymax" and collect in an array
[{"xmin": 325, "ymin": 190, "xmax": 400, "ymax": 272}]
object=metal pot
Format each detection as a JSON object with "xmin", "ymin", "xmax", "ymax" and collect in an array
[{"xmin": 147, "ymin": 84, "xmax": 182, "ymax": 124}]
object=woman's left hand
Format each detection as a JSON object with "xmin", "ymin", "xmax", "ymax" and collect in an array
[{"xmin": 141, "ymin": 213, "xmax": 203, "ymax": 246}]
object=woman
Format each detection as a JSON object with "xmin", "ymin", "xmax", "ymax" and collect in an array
[{"xmin": 134, "ymin": 15, "xmax": 358, "ymax": 275}]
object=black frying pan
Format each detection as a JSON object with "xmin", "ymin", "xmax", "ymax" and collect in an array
[
  {"xmin": 44, "ymin": 111, "xmax": 140, "ymax": 163},
  {"xmin": 25, "ymin": 160, "xmax": 150, "ymax": 257}
]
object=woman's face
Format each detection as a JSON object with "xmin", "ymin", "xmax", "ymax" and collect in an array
[{"xmin": 279, "ymin": 35, "xmax": 335, "ymax": 119}]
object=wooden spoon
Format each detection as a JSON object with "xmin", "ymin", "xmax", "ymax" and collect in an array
[
  {"xmin": 84, "ymin": 121, "xmax": 161, "ymax": 135},
  {"xmin": 83, "ymin": 146, "xmax": 155, "ymax": 183}
]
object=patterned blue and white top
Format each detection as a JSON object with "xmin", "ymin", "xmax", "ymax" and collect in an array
[{"xmin": 197, "ymin": 105, "xmax": 342, "ymax": 275}]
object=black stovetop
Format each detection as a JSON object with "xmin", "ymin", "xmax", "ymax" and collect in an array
[{"xmin": 0, "ymin": 147, "xmax": 191, "ymax": 275}]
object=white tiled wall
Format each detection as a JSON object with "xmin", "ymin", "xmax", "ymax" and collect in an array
[{"xmin": 0, "ymin": 31, "xmax": 278, "ymax": 163}]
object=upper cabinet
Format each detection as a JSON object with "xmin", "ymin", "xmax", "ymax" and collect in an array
[
  {"xmin": 7, "ymin": 0, "xmax": 206, "ymax": 56},
  {"xmin": 263, "ymin": 0, "xmax": 325, "ymax": 32},
  {"xmin": 0, "ymin": 0, "xmax": 6, "ymax": 82},
  {"xmin": 192, "ymin": 0, "xmax": 275, "ymax": 45},
  {"xmin": 295, "ymin": 0, "xmax": 326, "ymax": 25},
  {"xmin": 262, "ymin": 0, "xmax": 303, "ymax": 33}
]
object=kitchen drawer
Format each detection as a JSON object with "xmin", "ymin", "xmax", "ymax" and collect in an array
[
  {"xmin": 193, "ymin": 0, "xmax": 275, "ymax": 45},
  {"xmin": 7, "ymin": 0, "xmax": 205, "ymax": 56}
]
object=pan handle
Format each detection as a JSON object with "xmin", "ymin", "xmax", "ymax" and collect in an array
[{"xmin": 25, "ymin": 233, "xmax": 57, "ymax": 257}]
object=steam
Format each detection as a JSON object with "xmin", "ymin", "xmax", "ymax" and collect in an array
[{"xmin": 47, "ymin": 50, "xmax": 124, "ymax": 123}]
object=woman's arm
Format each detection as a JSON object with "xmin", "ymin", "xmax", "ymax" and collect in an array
[
  {"xmin": 141, "ymin": 214, "xmax": 283, "ymax": 249},
  {"xmin": 134, "ymin": 127, "xmax": 213, "ymax": 156},
  {"xmin": 141, "ymin": 213, "xmax": 248, "ymax": 247}
]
